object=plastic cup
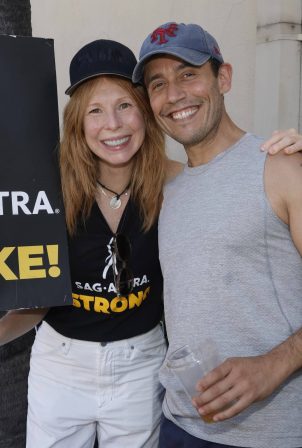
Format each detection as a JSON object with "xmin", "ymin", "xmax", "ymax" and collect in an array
[{"xmin": 167, "ymin": 339, "xmax": 222, "ymax": 423}]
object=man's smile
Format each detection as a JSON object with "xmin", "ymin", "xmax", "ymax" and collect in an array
[{"xmin": 168, "ymin": 106, "xmax": 199, "ymax": 121}]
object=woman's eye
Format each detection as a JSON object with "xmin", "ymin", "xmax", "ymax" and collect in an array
[
  {"xmin": 88, "ymin": 107, "xmax": 102, "ymax": 114},
  {"xmin": 119, "ymin": 102, "xmax": 131, "ymax": 110}
]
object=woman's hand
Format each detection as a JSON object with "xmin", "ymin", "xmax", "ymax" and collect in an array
[{"xmin": 261, "ymin": 128, "xmax": 302, "ymax": 155}]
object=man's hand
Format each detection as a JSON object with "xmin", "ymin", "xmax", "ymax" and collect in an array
[
  {"xmin": 192, "ymin": 352, "xmax": 288, "ymax": 422},
  {"xmin": 261, "ymin": 128, "xmax": 302, "ymax": 154}
]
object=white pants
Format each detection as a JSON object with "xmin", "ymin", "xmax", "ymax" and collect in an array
[{"xmin": 27, "ymin": 322, "xmax": 166, "ymax": 448}]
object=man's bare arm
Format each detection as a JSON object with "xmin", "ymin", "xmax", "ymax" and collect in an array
[{"xmin": 192, "ymin": 152, "xmax": 302, "ymax": 422}]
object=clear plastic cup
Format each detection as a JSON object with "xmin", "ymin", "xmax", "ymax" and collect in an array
[{"xmin": 167, "ymin": 339, "xmax": 222, "ymax": 423}]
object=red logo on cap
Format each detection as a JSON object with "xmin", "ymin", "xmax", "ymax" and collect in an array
[
  {"xmin": 214, "ymin": 46, "xmax": 221, "ymax": 56},
  {"xmin": 151, "ymin": 23, "xmax": 178, "ymax": 45}
]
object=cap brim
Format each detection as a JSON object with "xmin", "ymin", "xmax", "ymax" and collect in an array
[
  {"xmin": 65, "ymin": 71, "xmax": 134, "ymax": 96},
  {"xmin": 132, "ymin": 47, "xmax": 211, "ymax": 84}
]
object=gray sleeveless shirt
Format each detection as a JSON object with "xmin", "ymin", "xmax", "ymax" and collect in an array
[{"xmin": 159, "ymin": 133, "xmax": 302, "ymax": 447}]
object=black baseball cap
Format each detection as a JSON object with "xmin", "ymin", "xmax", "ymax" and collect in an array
[{"xmin": 65, "ymin": 39, "xmax": 138, "ymax": 96}]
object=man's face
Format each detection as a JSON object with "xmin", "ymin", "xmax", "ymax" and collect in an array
[{"xmin": 144, "ymin": 55, "xmax": 227, "ymax": 149}]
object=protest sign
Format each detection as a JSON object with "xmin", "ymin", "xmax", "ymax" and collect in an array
[{"xmin": 0, "ymin": 35, "xmax": 71, "ymax": 310}]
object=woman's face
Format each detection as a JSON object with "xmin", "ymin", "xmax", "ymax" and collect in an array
[{"xmin": 83, "ymin": 77, "xmax": 145, "ymax": 168}]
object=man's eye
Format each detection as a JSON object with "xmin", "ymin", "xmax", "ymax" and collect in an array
[
  {"xmin": 151, "ymin": 81, "xmax": 164, "ymax": 91},
  {"xmin": 183, "ymin": 72, "xmax": 194, "ymax": 79}
]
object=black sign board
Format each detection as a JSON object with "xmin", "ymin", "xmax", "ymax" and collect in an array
[{"xmin": 0, "ymin": 35, "xmax": 72, "ymax": 310}]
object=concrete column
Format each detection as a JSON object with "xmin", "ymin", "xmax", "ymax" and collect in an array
[{"xmin": 254, "ymin": 0, "xmax": 302, "ymax": 136}]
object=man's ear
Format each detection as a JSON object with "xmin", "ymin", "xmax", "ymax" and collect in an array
[{"xmin": 218, "ymin": 63, "xmax": 232, "ymax": 94}]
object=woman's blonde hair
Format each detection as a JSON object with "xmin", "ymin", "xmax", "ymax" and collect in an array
[{"xmin": 60, "ymin": 76, "xmax": 167, "ymax": 235}]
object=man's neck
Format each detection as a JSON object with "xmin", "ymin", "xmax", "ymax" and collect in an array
[{"xmin": 186, "ymin": 114, "xmax": 245, "ymax": 167}]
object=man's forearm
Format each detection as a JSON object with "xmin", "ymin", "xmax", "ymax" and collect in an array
[{"xmin": 267, "ymin": 327, "xmax": 302, "ymax": 381}]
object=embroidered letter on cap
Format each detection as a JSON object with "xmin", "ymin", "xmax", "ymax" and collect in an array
[
  {"xmin": 214, "ymin": 46, "xmax": 221, "ymax": 56},
  {"xmin": 151, "ymin": 23, "xmax": 178, "ymax": 45}
]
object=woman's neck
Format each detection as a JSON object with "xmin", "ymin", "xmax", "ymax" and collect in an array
[{"xmin": 98, "ymin": 162, "xmax": 132, "ymax": 193}]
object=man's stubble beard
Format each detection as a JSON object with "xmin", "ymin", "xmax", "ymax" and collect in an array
[{"xmin": 180, "ymin": 93, "xmax": 224, "ymax": 149}]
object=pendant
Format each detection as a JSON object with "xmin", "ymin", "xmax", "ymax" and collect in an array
[{"xmin": 109, "ymin": 196, "xmax": 121, "ymax": 209}]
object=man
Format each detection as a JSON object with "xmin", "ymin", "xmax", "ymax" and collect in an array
[{"xmin": 132, "ymin": 22, "xmax": 302, "ymax": 448}]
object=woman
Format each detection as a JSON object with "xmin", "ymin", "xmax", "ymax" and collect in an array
[
  {"xmin": 29, "ymin": 40, "xmax": 177, "ymax": 447},
  {"xmin": 2, "ymin": 39, "xmax": 178, "ymax": 448},
  {"xmin": 0, "ymin": 39, "xmax": 301, "ymax": 448}
]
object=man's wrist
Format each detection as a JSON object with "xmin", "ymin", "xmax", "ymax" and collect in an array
[{"xmin": 267, "ymin": 330, "xmax": 302, "ymax": 380}]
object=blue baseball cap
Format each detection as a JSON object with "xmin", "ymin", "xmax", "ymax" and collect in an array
[
  {"xmin": 66, "ymin": 39, "xmax": 138, "ymax": 96},
  {"xmin": 132, "ymin": 22, "xmax": 224, "ymax": 84}
]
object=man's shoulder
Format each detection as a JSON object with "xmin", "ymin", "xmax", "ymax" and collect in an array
[
  {"xmin": 238, "ymin": 132, "xmax": 265, "ymax": 150},
  {"xmin": 266, "ymin": 150, "xmax": 302, "ymax": 177},
  {"xmin": 265, "ymin": 151, "xmax": 302, "ymax": 221},
  {"xmin": 229, "ymin": 133, "xmax": 265, "ymax": 163}
]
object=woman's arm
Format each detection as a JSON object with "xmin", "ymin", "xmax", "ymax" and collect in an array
[{"xmin": 0, "ymin": 308, "xmax": 48, "ymax": 346}]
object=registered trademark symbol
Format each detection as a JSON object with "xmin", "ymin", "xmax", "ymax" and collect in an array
[{"xmin": 55, "ymin": 208, "xmax": 60, "ymax": 214}]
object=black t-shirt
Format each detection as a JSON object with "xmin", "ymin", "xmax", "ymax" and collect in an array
[{"xmin": 45, "ymin": 200, "xmax": 163, "ymax": 342}]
